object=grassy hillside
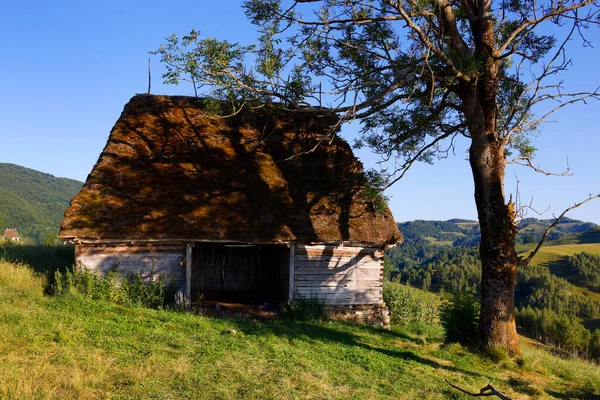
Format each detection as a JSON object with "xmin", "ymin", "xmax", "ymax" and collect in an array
[
  {"xmin": 0, "ymin": 163, "xmax": 82, "ymax": 243},
  {"xmin": 1, "ymin": 259, "xmax": 599, "ymax": 399},
  {"xmin": 517, "ymin": 228, "xmax": 600, "ymax": 272}
]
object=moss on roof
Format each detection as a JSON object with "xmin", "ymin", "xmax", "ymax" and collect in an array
[{"xmin": 59, "ymin": 95, "xmax": 401, "ymax": 247}]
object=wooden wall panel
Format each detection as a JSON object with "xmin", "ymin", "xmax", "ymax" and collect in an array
[
  {"xmin": 293, "ymin": 245, "xmax": 384, "ymax": 306},
  {"xmin": 75, "ymin": 244, "xmax": 186, "ymax": 285}
]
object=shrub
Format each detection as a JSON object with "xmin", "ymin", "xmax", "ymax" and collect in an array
[
  {"xmin": 281, "ymin": 295, "xmax": 326, "ymax": 321},
  {"xmin": 50, "ymin": 265, "xmax": 175, "ymax": 309},
  {"xmin": 439, "ymin": 292, "xmax": 479, "ymax": 346},
  {"xmin": 590, "ymin": 331, "xmax": 600, "ymax": 361},
  {"xmin": 383, "ymin": 282, "xmax": 438, "ymax": 325}
]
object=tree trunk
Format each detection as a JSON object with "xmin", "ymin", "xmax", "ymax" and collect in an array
[{"xmin": 469, "ymin": 139, "xmax": 522, "ymax": 357}]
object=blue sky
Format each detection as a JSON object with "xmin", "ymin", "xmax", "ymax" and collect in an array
[{"xmin": 1, "ymin": 1, "xmax": 599, "ymax": 223}]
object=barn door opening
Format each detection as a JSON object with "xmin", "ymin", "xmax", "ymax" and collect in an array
[{"xmin": 191, "ymin": 243, "xmax": 290, "ymax": 305}]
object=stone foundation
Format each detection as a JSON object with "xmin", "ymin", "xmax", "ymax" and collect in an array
[{"xmin": 325, "ymin": 304, "xmax": 390, "ymax": 329}]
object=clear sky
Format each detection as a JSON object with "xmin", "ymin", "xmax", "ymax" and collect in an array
[{"xmin": 1, "ymin": 1, "xmax": 599, "ymax": 224}]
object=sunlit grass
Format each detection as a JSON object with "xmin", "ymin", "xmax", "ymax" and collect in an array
[{"xmin": 0, "ymin": 259, "xmax": 599, "ymax": 399}]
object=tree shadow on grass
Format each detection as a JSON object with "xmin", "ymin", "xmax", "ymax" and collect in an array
[
  {"xmin": 225, "ymin": 317, "xmax": 488, "ymax": 380},
  {"xmin": 545, "ymin": 388, "xmax": 600, "ymax": 399}
]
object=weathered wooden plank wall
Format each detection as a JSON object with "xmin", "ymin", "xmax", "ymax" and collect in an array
[
  {"xmin": 75, "ymin": 244, "xmax": 186, "ymax": 284},
  {"xmin": 293, "ymin": 245, "xmax": 384, "ymax": 305}
]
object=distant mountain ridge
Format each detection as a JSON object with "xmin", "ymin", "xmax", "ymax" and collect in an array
[
  {"xmin": 398, "ymin": 217, "xmax": 598, "ymax": 247},
  {"xmin": 0, "ymin": 163, "xmax": 82, "ymax": 243}
]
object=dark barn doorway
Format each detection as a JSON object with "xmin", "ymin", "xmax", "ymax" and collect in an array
[{"xmin": 191, "ymin": 243, "xmax": 290, "ymax": 305}]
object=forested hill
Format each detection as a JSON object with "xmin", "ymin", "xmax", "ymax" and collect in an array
[
  {"xmin": 0, "ymin": 163, "xmax": 83, "ymax": 243},
  {"xmin": 387, "ymin": 218, "xmax": 600, "ymax": 357},
  {"xmin": 399, "ymin": 217, "xmax": 598, "ymax": 246}
]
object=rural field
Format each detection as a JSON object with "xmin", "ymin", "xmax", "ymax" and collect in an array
[
  {"xmin": 517, "ymin": 229, "xmax": 600, "ymax": 296},
  {"xmin": 1, "ymin": 255, "xmax": 600, "ymax": 399}
]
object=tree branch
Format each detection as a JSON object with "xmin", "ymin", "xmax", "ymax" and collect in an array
[
  {"xmin": 445, "ymin": 379, "xmax": 513, "ymax": 400},
  {"xmin": 507, "ymin": 156, "xmax": 572, "ymax": 176},
  {"xmin": 519, "ymin": 193, "xmax": 600, "ymax": 267},
  {"xmin": 497, "ymin": 0, "xmax": 597, "ymax": 56}
]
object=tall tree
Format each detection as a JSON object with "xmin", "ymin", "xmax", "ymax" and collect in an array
[{"xmin": 153, "ymin": 0, "xmax": 599, "ymax": 356}]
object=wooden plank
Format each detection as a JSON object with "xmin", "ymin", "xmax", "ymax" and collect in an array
[
  {"xmin": 295, "ymin": 245, "xmax": 382, "ymax": 256},
  {"xmin": 296, "ymin": 268, "xmax": 355, "ymax": 275},
  {"xmin": 357, "ymin": 269, "xmax": 383, "ymax": 280},
  {"xmin": 185, "ymin": 244, "xmax": 192, "ymax": 310},
  {"xmin": 355, "ymin": 288, "xmax": 383, "ymax": 297},
  {"xmin": 295, "ymin": 280, "xmax": 353, "ymax": 288},
  {"xmin": 295, "ymin": 274, "xmax": 352, "ymax": 282},
  {"xmin": 295, "ymin": 244, "xmax": 363, "ymax": 254},
  {"xmin": 295, "ymin": 293, "xmax": 353, "ymax": 301},
  {"xmin": 356, "ymin": 279, "xmax": 382, "ymax": 289},
  {"xmin": 288, "ymin": 244, "xmax": 295, "ymax": 303},
  {"xmin": 295, "ymin": 260, "xmax": 354, "ymax": 270},
  {"xmin": 296, "ymin": 288, "xmax": 354, "ymax": 296},
  {"xmin": 77, "ymin": 245, "xmax": 185, "ymax": 256},
  {"xmin": 295, "ymin": 254, "xmax": 354, "ymax": 263},
  {"xmin": 355, "ymin": 255, "xmax": 383, "ymax": 267},
  {"xmin": 351, "ymin": 249, "xmax": 357, "ymax": 303}
]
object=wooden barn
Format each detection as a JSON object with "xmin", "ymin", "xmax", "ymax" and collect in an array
[{"xmin": 59, "ymin": 95, "xmax": 402, "ymax": 325}]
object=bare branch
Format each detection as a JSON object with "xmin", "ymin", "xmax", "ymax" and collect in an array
[
  {"xmin": 519, "ymin": 193, "xmax": 600, "ymax": 267},
  {"xmin": 445, "ymin": 379, "xmax": 513, "ymax": 400},
  {"xmin": 497, "ymin": 0, "xmax": 597, "ymax": 56},
  {"xmin": 508, "ymin": 156, "xmax": 572, "ymax": 176},
  {"xmin": 384, "ymin": 129, "xmax": 460, "ymax": 189}
]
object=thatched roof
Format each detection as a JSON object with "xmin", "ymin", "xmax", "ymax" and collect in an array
[{"xmin": 59, "ymin": 95, "xmax": 401, "ymax": 247}]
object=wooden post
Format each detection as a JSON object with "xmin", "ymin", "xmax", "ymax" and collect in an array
[
  {"xmin": 351, "ymin": 250, "xmax": 357, "ymax": 304},
  {"xmin": 288, "ymin": 243, "xmax": 295, "ymax": 303},
  {"xmin": 186, "ymin": 243, "xmax": 192, "ymax": 310}
]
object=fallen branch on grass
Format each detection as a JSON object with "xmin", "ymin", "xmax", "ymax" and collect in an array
[{"xmin": 445, "ymin": 379, "xmax": 512, "ymax": 400}]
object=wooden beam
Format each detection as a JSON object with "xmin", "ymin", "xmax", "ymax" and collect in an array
[
  {"xmin": 351, "ymin": 250, "xmax": 357, "ymax": 304},
  {"xmin": 185, "ymin": 243, "xmax": 192, "ymax": 311},
  {"xmin": 288, "ymin": 244, "xmax": 295, "ymax": 303}
]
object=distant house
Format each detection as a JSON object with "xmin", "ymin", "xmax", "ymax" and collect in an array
[
  {"xmin": 2, "ymin": 228, "xmax": 20, "ymax": 242},
  {"xmin": 59, "ymin": 95, "xmax": 402, "ymax": 326}
]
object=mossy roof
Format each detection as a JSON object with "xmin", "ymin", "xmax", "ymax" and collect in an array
[{"xmin": 59, "ymin": 95, "xmax": 401, "ymax": 247}]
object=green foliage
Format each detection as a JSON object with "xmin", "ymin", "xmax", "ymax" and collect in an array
[
  {"xmin": 150, "ymin": 26, "xmax": 311, "ymax": 107},
  {"xmin": 50, "ymin": 265, "xmax": 175, "ymax": 309},
  {"xmin": 386, "ymin": 241, "xmax": 481, "ymax": 294},
  {"xmin": 383, "ymin": 282, "xmax": 438, "ymax": 325},
  {"xmin": 394, "ymin": 218, "xmax": 596, "ymax": 248},
  {"xmin": 357, "ymin": 170, "xmax": 390, "ymax": 214},
  {"xmin": 0, "ymin": 163, "xmax": 82, "ymax": 243},
  {"xmin": 567, "ymin": 252, "xmax": 600, "ymax": 290},
  {"xmin": 590, "ymin": 331, "xmax": 600, "ymax": 361},
  {"xmin": 439, "ymin": 292, "xmax": 480, "ymax": 347},
  {"xmin": 281, "ymin": 295, "xmax": 326, "ymax": 321},
  {"xmin": 516, "ymin": 306, "xmax": 592, "ymax": 357},
  {"xmin": 516, "ymin": 265, "xmax": 600, "ymax": 320}
]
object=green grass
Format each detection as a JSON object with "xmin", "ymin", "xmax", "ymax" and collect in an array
[
  {"xmin": 515, "ymin": 230, "xmax": 600, "ymax": 303},
  {"xmin": 517, "ymin": 227, "xmax": 600, "ymax": 278},
  {"xmin": 519, "ymin": 243, "xmax": 600, "ymax": 268},
  {"xmin": 1, "ymin": 260, "xmax": 600, "ymax": 399},
  {"xmin": 517, "ymin": 242, "xmax": 600, "ymax": 302},
  {"xmin": 423, "ymin": 237, "xmax": 454, "ymax": 246}
]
